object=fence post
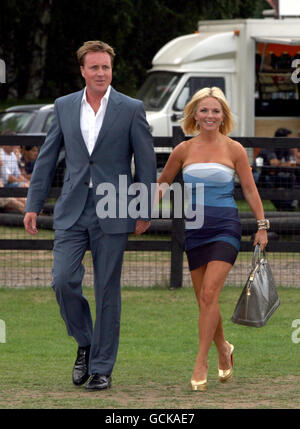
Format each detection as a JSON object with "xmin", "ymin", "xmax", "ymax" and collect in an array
[{"xmin": 169, "ymin": 127, "xmax": 185, "ymax": 289}]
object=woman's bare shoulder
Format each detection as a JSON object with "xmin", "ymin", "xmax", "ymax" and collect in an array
[
  {"xmin": 172, "ymin": 139, "xmax": 192, "ymax": 157},
  {"xmin": 226, "ymin": 136, "xmax": 243, "ymax": 148},
  {"xmin": 174, "ymin": 139, "xmax": 192, "ymax": 149},
  {"xmin": 226, "ymin": 136, "xmax": 247, "ymax": 158}
]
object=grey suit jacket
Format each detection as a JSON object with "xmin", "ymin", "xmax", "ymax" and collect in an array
[{"xmin": 26, "ymin": 87, "xmax": 157, "ymax": 233}]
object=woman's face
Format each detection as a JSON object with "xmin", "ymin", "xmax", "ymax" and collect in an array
[{"xmin": 194, "ymin": 97, "xmax": 224, "ymax": 132}]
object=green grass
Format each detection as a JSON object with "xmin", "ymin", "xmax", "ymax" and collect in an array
[{"xmin": 0, "ymin": 286, "xmax": 300, "ymax": 408}]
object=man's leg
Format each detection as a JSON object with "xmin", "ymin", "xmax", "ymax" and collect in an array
[
  {"xmin": 52, "ymin": 193, "xmax": 96, "ymax": 387},
  {"xmin": 52, "ymin": 226, "xmax": 93, "ymax": 348},
  {"xmin": 88, "ymin": 225, "xmax": 128, "ymax": 378}
]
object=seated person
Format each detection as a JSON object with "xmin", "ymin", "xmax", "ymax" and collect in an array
[
  {"xmin": 254, "ymin": 147, "xmax": 294, "ymax": 186},
  {"xmin": 0, "ymin": 150, "xmax": 27, "ymax": 212},
  {"xmin": 19, "ymin": 145, "xmax": 39, "ymax": 180},
  {"xmin": 0, "ymin": 179, "xmax": 26, "ymax": 213},
  {"xmin": 254, "ymin": 128, "xmax": 297, "ymax": 210},
  {"xmin": 0, "ymin": 145, "xmax": 29, "ymax": 187},
  {"xmin": 273, "ymin": 128, "xmax": 295, "ymax": 165}
]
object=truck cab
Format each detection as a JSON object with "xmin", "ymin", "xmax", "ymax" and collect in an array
[{"xmin": 137, "ymin": 31, "xmax": 235, "ymax": 137}]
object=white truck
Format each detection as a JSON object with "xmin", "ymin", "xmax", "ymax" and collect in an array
[{"xmin": 137, "ymin": 14, "xmax": 300, "ymax": 146}]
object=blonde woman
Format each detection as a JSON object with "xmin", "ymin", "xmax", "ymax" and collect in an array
[{"xmin": 157, "ymin": 87, "xmax": 268, "ymax": 391}]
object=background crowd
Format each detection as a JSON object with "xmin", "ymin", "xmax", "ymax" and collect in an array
[{"xmin": 0, "ymin": 130, "xmax": 38, "ymax": 213}]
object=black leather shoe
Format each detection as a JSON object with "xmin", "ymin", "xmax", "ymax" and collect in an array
[
  {"xmin": 72, "ymin": 345, "xmax": 90, "ymax": 386},
  {"xmin": 85, "ymin": 373, "xmax": 111, "ymax": 391}
]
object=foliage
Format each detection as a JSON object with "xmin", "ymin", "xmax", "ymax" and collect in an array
[{"xmin": 0, "ymin": 0, "xmax": 270, "ymax": 100}]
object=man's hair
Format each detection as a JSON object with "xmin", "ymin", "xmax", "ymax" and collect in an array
[
  {"xmin": 77, "ymin": 40, "xmax": 115, "ymax": 67},
  {"xmin": 24, "ymin": 145, "xmax": 38, "ymax": 151},
  {"xmin": 274, "ymin": 128, "xmax": 292, "ymax": 137}
]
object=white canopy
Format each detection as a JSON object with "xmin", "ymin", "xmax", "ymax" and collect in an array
[{"xmin": 253, "ymin": 36, "xmax": 300, "ymax": 46}]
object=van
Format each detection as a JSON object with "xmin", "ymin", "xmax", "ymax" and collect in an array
[{"xmin": 137, "ymin": 15, "xmax": 300, "ymax": 161}]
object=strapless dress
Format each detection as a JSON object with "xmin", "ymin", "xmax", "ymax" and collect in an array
[{"xmin": 183, "ymin": 163, "xmax": 242, "ymax": 270}]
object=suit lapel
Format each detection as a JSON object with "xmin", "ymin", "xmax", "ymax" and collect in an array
[
  {"xmin": 71, "ymin": 89, "xmax": 90, "ymax": 158},
  {"xmin": 92, "ymin": 87, "xmax": 122, "ymax": 153}
]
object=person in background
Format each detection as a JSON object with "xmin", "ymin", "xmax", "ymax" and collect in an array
[
  {"xmin": 0, "ymin": 178, "xmax": 26, "ymax": 213},
  {"xmin": 0, "ymin": 130, "xmax": 30, "ymax": 188},
  {"xmin": 19, "ymin": 145, "xmax": 39, "ymax": 181},
  {"xmin": 0, "ymin": 144, "xmax": 29, "ymax": 187},
  {"xmin": 255, "ymin": 128, "xmax": 296, "ymax": 210},
  {"xmin": 273, "ymin": 128, "xmax": 296, "ymax": 165},
  {"xmin": 0, "ymin": 131, "xmax": 28, "ymax": 210}
]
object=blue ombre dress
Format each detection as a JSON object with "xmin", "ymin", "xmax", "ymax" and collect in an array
[{"xmin": 183, "ymin": 163, "xmax": 242, "ymax": 270}]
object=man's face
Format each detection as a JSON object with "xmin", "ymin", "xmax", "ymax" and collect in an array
[
  {"xmin": 3, "ymin": 145, "xmax": 15, "ymax": 154},
  {"xmin": 80, "ymin": 51, "xmax": 112, "ymax": 97},
  {"xmin": 26, "ymin": 146, "xmax": 39, "ymax": 161}
]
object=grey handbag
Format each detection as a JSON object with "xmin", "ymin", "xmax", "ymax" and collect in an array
[{"xmin": 232, "ymin": 245, "xmax": 280, "ymax": 327}]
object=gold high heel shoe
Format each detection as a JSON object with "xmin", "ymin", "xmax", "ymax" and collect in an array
[
  {"xmin": 190, "ymin": 378, "xmax": 207, "ymax": 391},
  {"xmin": 218, "ymin": 341, "xmax": 234, "ymax": 383}
]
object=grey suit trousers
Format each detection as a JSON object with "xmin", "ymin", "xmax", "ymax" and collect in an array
[{"xmin": 52, "ymin": 189, "xmax": 128, "ymax": 375}]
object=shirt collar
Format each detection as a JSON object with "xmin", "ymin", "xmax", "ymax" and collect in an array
[{"xmin": 81, "ymin": 85, "xmax": 111, "ymax": 105}]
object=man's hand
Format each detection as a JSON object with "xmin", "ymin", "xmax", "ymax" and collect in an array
[
  {"xmin": 134, "ymin": 220, "xmax": 151, "ymax": 235},
  {"xmin": 24, "ymin": 212, "xmax": 38, "ymax": 235}
]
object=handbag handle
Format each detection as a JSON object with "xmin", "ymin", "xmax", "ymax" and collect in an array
[
  {"xmin": 248, "ymin": 245, "xmax": 266, "ymax": 291},
  {"xmin": 252, "ymin": 244, "xmax": 266, "ymax": 268}
]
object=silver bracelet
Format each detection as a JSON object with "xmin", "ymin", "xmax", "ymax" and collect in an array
[{"xmin": 257, "ymin": 219, "xmax": 270, "ymax": 230}]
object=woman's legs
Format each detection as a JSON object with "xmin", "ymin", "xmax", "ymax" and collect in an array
[{"xmin": 190, "ymin": 260, "xmax": 233, "ymax": 380}]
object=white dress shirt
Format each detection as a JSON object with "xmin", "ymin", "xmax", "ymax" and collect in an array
[{"xmin": 80, "ymin": 85, "xmax": 111, "ymax": 186}]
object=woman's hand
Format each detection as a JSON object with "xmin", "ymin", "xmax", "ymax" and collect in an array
[{"xmin": 253, "ymin": 229, "xmax": 268, "ymax": 251}]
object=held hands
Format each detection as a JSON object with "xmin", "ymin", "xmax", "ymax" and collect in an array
[
  {"xmin": 24, "ymin": 212, "xmax": 38, "ymax": 235},
  {"xmin": 253, "ymin": 229, "xmax": 268, "ymax": 251},
  {"xmin": 134, "ymin": 220, "xmax": 151, "ymax": 235}
]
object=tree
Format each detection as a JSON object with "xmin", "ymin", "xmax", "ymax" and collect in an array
[
  {"xmin": 0, "ymin": 0, "xmax": 52, "ymax": 99},
  {"xmin": 24, "ymin": 0, "xmax": 53, "ymax": 99},
  {"xmin": 0, "ymin": 0, "xmax": 269, "ymax": 101},
  {"xmin": 0, "ymin": 0, "xmax": 21, "ymax": 99},
  {"xmin": 42, "ymin": 0, "xmax": 136, "ymax": 98}
]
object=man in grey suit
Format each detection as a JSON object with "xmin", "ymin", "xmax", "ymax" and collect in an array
[{"xmin": 24, "ymin": 41, "xmax": 156, "ymax": 391}]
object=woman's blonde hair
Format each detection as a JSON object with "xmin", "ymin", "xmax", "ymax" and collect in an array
[{"xmin": 181, "ymin": 87, "xmax": 234, "ymax": 136}]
